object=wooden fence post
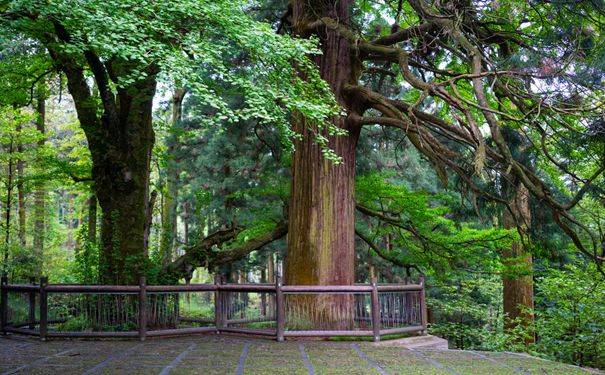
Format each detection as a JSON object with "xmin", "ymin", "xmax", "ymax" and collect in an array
[
  {"xmin": 39, "ymin": 277, "xmax": 48, "ymax": 341},
  {"xmin": 371, "ymin": 277, "xmax": 381, "ymax": 342},
  {"xmin": 138, "ymin": 277, "xmax": 147, "ymax": 341},
  {"xmin": 214, "ymin": 275, "xmax": 223, "ymax": 333},
  {"xmin": 419, "ymin": 275, "xmax": 428, "ymax": 335},
  {"xmin": 275, "ymin": 275, "xmax": 284, "ymax": 342},
  {"xmin": 1, "ymin": 276, "xmax": 7, "ymax": 335},
  {"xmin": 29, "ymin": 277, "xmax": 36, "ymax": 330}
]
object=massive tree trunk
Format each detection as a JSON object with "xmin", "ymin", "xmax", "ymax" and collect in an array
[
  {"xmin": 55, "ymin": 57, "xmax": 157, "ymax": 284},
  {"xmin": 502, "ymin": 180, "xmax": 534, "ymax": 343},
  {"xmin": 92, "ymin": 82, "xmax": 156, "ymax": 284},
  {"xmin": 284, "ymin": 0, "xmax": 363, "ymax": 331},
  {"xmin": 285, "ymin": 0, "xmax": 362, "ymax": 287},
  {"xmin": 33, "ymin": 94, "xmax": 46, "ymax": 274}
]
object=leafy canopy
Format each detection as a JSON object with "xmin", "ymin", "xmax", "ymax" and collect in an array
[{"xmin": 1, "ymin": 0, "xmax": 344, "ymax": 159}]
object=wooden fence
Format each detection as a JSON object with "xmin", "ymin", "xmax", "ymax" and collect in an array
[{"xmin": 0, "ymin": 275, "xmax": 427, "ymax": 342}]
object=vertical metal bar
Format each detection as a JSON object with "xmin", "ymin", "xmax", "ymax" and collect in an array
[
  {"xmin": 371, "ymin": 277, "xmax": 381, "ymax": 342},
  {"xmin": 419, "ymin": 275, "xmax": 428, "ymax": 335},
  {"xmin": 275, "ymin": 275, "xmax": 284, "ymax": 342},
  {"xmin": 29, "ymin": 277, "xmax": 36, "ymax": 330},
  {"xmin": 39, "ymin": 276, "xmax": 48, "ymax": 341},
  {"xmin": 214, "ymin": 275, "xmax": 223, "ymax": 333},
  {"xmin": 0, "ymin": 276, "xmax": 7, "ymax": 335},
  {"xmin": 138, "ymin": 276, "xmax": 147, "ymax": 341}
]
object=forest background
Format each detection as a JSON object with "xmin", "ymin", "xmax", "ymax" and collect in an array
[{"xmin": 0, "ymin": 0, "xmax": 604, "ymax": 370}]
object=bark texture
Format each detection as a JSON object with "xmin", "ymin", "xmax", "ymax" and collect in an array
[
  {"xmin": 33, "ymin": 94, "xmax": 46, "ymax": 274},
  {"xmin": 285, "ymin": 0, "xmax": 362, "ymax": 287},
  {"xmin": 92, "ymin": 77, "xmax": 156, "ymax": 284},
  {"xmin": 502, "ymin": 181, "xmax": 534, "ymax": 343}
]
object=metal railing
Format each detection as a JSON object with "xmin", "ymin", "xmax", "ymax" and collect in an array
[{"xmin": 0, "ymin": 276, "xmax": 427, "ymax": 342}]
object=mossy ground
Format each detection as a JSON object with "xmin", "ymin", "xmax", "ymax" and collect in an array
[{"xmin": 0, "ymin": 334, "xmax": 600, "ymax": 374}]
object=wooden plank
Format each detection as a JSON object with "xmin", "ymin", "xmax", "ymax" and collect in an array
[
  {"xmin": 275, "ymin": 276, "xmax": 284, "ymax": 342},
  {"xmin": 3, "ymin": 326, "xmax": 39, "ymax": 336},
  {"xmin": 379, "ymin": 326, "xmax": 425, "ymax": 335},
  {"xmin": 138, "ymin": 277, "xmax": 147, "ymax": 341},
  {"xmin": 282, "ymin": 285, "xmax": 373, "ymax": 293},
  {"xmin": 47, "ymin": 331, "xmax": 139, "ymax": 338},
  {"xmin": 147, "ymin": 284, "xmax": 216, "ymax": 292},
  {"xmin": 44, "ymin": 285, "xmax": 139, "ymax": 293},
  {"xmin": 219, "ymin": 327, "xmax": 276, "ymax": 336},
  {"xmin": 371, "ymin": 278, "xmax": 381, "ymax": 342},
  {"xmin": 376, "ymin": 284, "xmax": 423, "ymax": 292},
  {"xmin": 146, "ymin": 327, "xmax": 216, "ymax": 337},
  {"xmin": 284, "ymin": 330, "xmax": 373, "ymax": 337},
  {"xmin": 39, "ymin": 277, "xmax": 47, "ymax": 341}
]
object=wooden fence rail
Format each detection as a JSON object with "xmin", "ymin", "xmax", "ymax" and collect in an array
[{"xmin": 0, "ymin": 275, "xmax": 427, "ymax": 342}]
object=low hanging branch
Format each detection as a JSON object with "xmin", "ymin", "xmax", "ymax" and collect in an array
[
  {"xmin": 165, "ymin": 221, "xmax": 288, "ymax": 280},
  {"xmin": 302, "ymin": 0, "xmax": 605, "ymax": 266},
  {"xmin": 355, "ymin": 228, "xmax": 420, "ymax": 275}
]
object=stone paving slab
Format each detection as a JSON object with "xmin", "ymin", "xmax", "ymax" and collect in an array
[{"xmin": 0, "ymin": 334, "xmax": 601, "ymax": 374}]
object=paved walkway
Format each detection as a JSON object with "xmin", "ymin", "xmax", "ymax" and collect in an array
[{"xmin": 0, "ymin": 334, "xmax": 598, "ymax": 374}]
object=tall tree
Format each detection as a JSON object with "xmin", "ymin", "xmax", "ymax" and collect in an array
[
  {"xmin": 32, "ymin": 90, "xmax": 46, "ymax": 275},
  {"xmin": 279, "ymin": 0, "xmax": 605, "ymax": 290},
  {"xmin": 160, "ymin": 87, "xmax": 186, "ymax": 266},
  {"xmin": 2, "ymin": 0, "xmax": 338, "ymax": 283}
]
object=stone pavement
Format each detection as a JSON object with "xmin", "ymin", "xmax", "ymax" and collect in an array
[{"xmin": 0, "ymin": 334, "xmax": 599, "ymax": 374}]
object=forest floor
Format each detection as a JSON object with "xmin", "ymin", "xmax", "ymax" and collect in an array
[{"xmin": 0, "ymin": 334, "xmax": 601, "ymax": 375}]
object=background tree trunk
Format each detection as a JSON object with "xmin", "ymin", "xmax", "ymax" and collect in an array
[
  {"xmin": 33, "ymin": 94, "xmax": 46, "ymax": 275},
  {"xmin": 16, "ymin": 123, "xmax": 26, "ymax": 248},
  {"xmin": 502, "ymin": 180, "xmax": 534, "ymax": 343},
  {"xmin": 160, "ymin": 87, "xmax": 186, "ymax": 266},
  {"xmin": 2, "ymin": 140, "xmax": 14, "ymax": 275}
]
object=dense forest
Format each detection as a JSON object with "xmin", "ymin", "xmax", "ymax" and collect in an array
[{"xmin": 1, "ymin": 0, "xmax": 604, "ymax": 370}]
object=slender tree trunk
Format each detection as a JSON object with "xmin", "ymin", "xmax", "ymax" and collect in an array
[
  {"xmin": 66, "ymin": 193, "xmax": 75, "ymax": 250},
  {"xmin": 3, "ymin": 140, "xmax": 14, "ymax": 275},
  {"xmin": 160, "ymin": 87, "xmax": 185, "ymax": 266},
  {"xmin": 33, "ymin": 94, "xmax": 46, "ymax": 274},
  {"xmin": 502, "ymin": 181, "xmax": 534, "ymax": 343},
  {"xmin": 16, "ymin": 124, "xmax": 26, "ymax": 247}
]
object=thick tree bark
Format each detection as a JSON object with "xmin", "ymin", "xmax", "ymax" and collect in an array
[
  {"xmin": 284, "ymin": 0, "xmax": 364, "ymax": 330},
  {"xmin": 285, "ymin": 0, "xmax": 362, "ymax": 287},
  {"xmin": 502, "ymin": 181, "xmax": 534, "ymax": 343},
  {"xmin": 56, "ymin": 58, "xmax": 157, "ymax": 284},
  {"xmin": 33, "ymin": 94, "xmax": 46, "ymax": 274},
  {"xmin": 87, "ymin": 194, "xmax": 97, "ymax": 243},
  {"xmin": 93, "ymin": 84, "xmax": 156, "ymax": 284}
]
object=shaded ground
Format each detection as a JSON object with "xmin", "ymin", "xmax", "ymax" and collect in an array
[{"xmin": 0, "ymin": 334, "xmax": 600, "ymax": 375}]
